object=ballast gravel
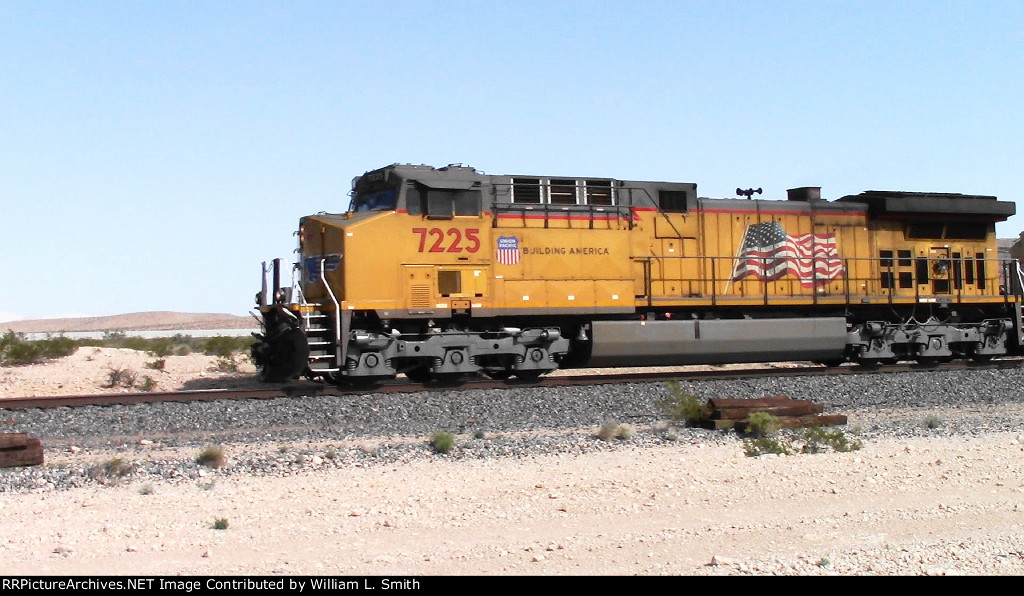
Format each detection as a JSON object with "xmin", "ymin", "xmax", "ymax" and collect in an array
[
  {"xmin": 2, "ymin": 366, "xmax": 1024, "ymax": 575},
  {"xmin": 5, "ymin": 367, "xmax": 1024, "ymax": 470}
]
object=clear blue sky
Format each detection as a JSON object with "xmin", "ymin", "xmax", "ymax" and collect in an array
[{"xmin": 2, "ymin": 0, "xmax": 1022, "ymax": 321}]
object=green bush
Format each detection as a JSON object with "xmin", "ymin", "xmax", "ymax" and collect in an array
[
  {"xmin": 801, "ymin": 426, "xmax": 863, "ymax": 453},
  {"xmin": 139, "ymin": 376, "xmax": 158, "ymax": 392},
  {"xmin": 0, "ymin": 332, "xmax": 258, "ymax": 366},
  {"xmin": 106, "ymin": 365, "xmax": 137, "ymax": 389},
  {"xmin": 744, "ymin": 412, "xmax": 782, "ymax": 438},
  {"xmin": 597, "ymin": 419, "xmax": 635, "ymax": 441},
  {"xmin": 0, "ymin": 332, "xmax": 256, "ymax": 369},
  {"xmin": 196, "ymin": 445, "xmax": 226, "ymax": 468},
  {"xmin": 430, "ymin": 431, "xmax": 456, "ymax": 454},
  {"xmin": 123, "ymin": 336, "xmax": 152, "ymax": 352},
  {"xmin": 35, "ymin": 336, "xmax": 78, "ymax": 360},
  {"xmin": 212, "ymin": 518, "xmax": 229, "ymax": 530},
  {"xmin": 202, "ymin": 336, "xmax": 256, "ymax": 358},
  {"xmin": 743, "ymin": 425, "xmax": 863, "ymax": 457},
  {"xmin": 4, "ymin": 339, "xmax": 42, "ymax": 365},
  {"xmin": 88, "ymin": 457, "xmax": 135, "ymax": 484},
  {"xmin": 146, "ymin": 338, "xmax": 177, "ymax": 357},
  {"xmin": 656, "ymin": 382, "xmax": 706, "ymax": 425},
  {"xmin": 617, "ymin": 423, "xmax": 635, "ymax": 440},
  {"xmin": 743, "ymin": 436, "xmax": 793, "ymax": 457},
  {"xmin": 597, "ymin": 420, "xmax": 618, "ymax": 441},
  {"xmin": 0, "ymin": 331, "xmax": 77, "ymax": 365},
  {"xmin": 104, "ymin": 458, "xmax": 134, "ymax": 477}
]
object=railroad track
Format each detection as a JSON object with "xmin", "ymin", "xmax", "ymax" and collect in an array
[{"xmin": 3, "ymin": 358, "xmax": 1023, "ymax": 411}]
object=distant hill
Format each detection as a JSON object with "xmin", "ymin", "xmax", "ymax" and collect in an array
[{"xmin": 2, "ymin": 312, "xmax": 255, "ymax": 334}]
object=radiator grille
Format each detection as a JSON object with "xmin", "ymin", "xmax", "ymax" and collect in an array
[{"xmin": 410, "ymin": 284, "xmax": 432, "ymax": 308}]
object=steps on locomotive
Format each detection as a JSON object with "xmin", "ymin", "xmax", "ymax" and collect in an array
[{"xmin": 302, "ymin": 306, "xmax": 339, "ymax": 372}]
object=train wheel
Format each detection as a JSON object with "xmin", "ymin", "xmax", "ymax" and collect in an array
[
  {"xmin": 404, "ymin": 366, "xmax": 432, "ymax": 383},
  {"xmin": 324, "ymin": 372, "xmax": 346, "ymax": 385},
  {"xmin": 433, "ymin": 373, "xmax": 466, "ymax": 386},
  {"xmin": 483, "ymin": 369, "xmax": 512, "ymax": 380},
  {"xmin": 514, "ymin": 370, "xmax": 543, "ymax": 381}
]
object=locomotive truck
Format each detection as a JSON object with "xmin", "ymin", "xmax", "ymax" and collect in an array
[{"xmin": 252, "ymin": 163, "xmax": 1022, "ymax": 383}]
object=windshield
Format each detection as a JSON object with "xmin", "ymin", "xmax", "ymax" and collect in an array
[{"xmin": 351, "ymin": 188, "xmax": 397, "ymax": 212}]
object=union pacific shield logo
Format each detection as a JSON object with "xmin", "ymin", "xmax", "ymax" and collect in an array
[{"xmin": 496, "ymin": 236, "xmax": 520, "ymax": 265}]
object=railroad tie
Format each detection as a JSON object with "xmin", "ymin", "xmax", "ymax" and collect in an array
[
  {"xmin": 0, "ymin": 433, "xmax": 44, "ymax": 468},
  {"xmin": 699, "ymin": 395, "xmax": 847, "ymax": 431}
]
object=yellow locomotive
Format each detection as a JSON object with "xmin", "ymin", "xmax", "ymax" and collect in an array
[{"xmin": 252, "ymin": 164, "xmax": 1022, "ymax": 382}]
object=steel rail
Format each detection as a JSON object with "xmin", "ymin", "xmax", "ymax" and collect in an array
[{"xmin": 2, "ymin": 358, "xmax": 1022, "ymax": 411}]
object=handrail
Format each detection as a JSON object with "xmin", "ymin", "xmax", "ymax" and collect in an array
[
  {"xmin": 490, "ymin": 182, "xmax": 670, "ymax": 233},
  {"xmin": 320, "ymin": 259, "xmax": 342, "ymax": 367},
  {"xmin": 630, "ymin": 255, "xmax": 1015, "ymax": 305},
  {"xmin": 259, "ymin": 261, "xmax": 269, "ymax": 307},
  {"xmin": 291, "ymin": 261, "xmax": 306, "ymax": 306}
]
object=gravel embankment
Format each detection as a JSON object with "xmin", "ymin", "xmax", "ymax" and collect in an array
[{"xmin": 3, "ymin": 367, "xmax": 1024, "ymax": 494}]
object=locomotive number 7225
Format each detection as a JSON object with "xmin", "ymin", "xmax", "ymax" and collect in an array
[{"xmin": 412, "ymin": 227, "xmax": 481, "ymax": 253}]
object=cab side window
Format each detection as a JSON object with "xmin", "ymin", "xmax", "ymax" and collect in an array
[{"xmin": 408, "ymin": 183, "xmax": 481, "ymax": 218}]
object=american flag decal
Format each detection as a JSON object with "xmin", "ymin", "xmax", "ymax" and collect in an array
[
  {"xmin": 731, "ymin": 222, "xmax": 843, "ymax": 287},
  {"xmin": 496, "ymin": 236, "xmax": 520, "ymax": 265}
]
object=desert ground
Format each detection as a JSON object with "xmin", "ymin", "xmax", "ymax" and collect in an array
[{"xmin": 1, "ymin": 314, "xmax": 1023, "ymax": 575}]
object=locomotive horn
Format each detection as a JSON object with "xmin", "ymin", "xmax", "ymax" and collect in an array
[{"xmin": 736, "ymin": 187, "xmax": 763, "ymax": 199}]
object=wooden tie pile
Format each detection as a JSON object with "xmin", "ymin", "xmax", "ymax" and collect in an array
[
  {"xmin": 0, "ymin": 433, "xmax": 44, "ymax": 468},
  {"xmin": 697, "ymin": 396, "xmax": 847, "ymax": 431}
]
